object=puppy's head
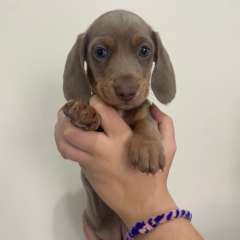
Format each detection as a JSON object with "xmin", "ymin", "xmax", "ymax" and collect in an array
[{"xmin": 63, "ymin": 10, "xmax": 176, "ymax": 110}]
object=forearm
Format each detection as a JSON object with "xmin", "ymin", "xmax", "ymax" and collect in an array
[{"xmin": 122, "ymin": 189, "xmax": 204, "ymax": 240}]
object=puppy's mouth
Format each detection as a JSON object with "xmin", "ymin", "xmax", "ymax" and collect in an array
[
  {"xmin": 102, "ymin": 89, "xmax": 147, "ymax": 110},
  {"xmin": 117, "ymin": 96, "xmax": 144, "ymax": 109},
  {"xmin": 95, "ymin": 81, "xmax": 149, "ymax": 110}
]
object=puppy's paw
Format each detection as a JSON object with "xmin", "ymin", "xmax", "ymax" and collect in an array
[
  {"xmin": 62, "ymin": 99, "xmax": 101, "ymax": 131},
  {"xmin": 128, "ymin": 134, "xmax": 165, "ymax": 174}
]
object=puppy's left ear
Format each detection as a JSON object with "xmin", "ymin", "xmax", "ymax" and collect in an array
[{"xmin": 151, "ymin": 31, "xmax": 176, "ymax": 104}]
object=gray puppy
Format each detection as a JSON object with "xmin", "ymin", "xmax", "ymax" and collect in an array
[{"xmin": 62, "ymin": 9, "xmax": 176, "ymax": 240}]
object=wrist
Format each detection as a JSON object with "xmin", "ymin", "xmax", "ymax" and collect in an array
[{"xmin": 122, "ymin": 187, "xmax": 177, "ymax": 228}]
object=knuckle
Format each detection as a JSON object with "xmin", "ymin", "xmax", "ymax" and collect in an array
[
  {"xmin": 57, "ymin": 142, "xmax": 65, "ymax": 153},
  {"xmin": 160, "ymin": 112, "xmax": 172, "ymax": 123},
  {"xmin": 58, "ymin": 142, "xmax": 67, "ymax": 159},
  {"xmin": 166, "ymin": 115, "xmax": 173, "ymax": 125},
  {"xmin": 170, "ymin": 142, "xmax": 177, "ymax": 155},
  {"xmin": 57, "ymin": 109, "xmax": 63, "ymax": 120},
  {"xmin": 89, "ymin": 96, "xmax": 101, "ymax": 108},
  {"xmin": 160, "ymin": 114, "xmax": 169, "ymax": 125},
  {"xmin": 63, "ymin": 129, "xmax": 69, "ymax": 138},
  {"xmin": 164, "ymin": 116, "xmax": 175, "ymax": 131},
  {"xmin": 63, "ymin": 128, "xmax": 74, "ymax": 140},
  {"xmin": 121, "ymin": 129, "xmax": 133, "ymax": 141}
]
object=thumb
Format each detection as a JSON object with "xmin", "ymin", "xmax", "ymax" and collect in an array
[
  {"xmin": 89, "ymin": 95, "xmax": 131, "ymax": 137},
  {"xmin": 150, "ymin": 104, "xmax": 176, "ymax": 174},
  {"xmin": 150, "ymin": 104, "xmax": 176, "ymax": 147}
]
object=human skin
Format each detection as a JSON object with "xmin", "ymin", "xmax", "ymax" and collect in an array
[{"xmin": 54, "ymin": 96, "xmax": 203, "ymax": 240}]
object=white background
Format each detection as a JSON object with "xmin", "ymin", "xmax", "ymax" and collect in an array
[{"xmin": 1, "ymin": 0, "xmax": 240, "ymax": 239}]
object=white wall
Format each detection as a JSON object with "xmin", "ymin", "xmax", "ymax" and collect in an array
[{"xmin": 1, "ymin": 0, "xmax": 239, "ymax": 239}]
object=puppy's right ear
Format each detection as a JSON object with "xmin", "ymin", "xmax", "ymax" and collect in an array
[{"xmin": 63, "ymin": 33, "xmax": 91, "ymax": 101}]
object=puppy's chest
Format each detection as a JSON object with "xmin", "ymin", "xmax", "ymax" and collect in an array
[
  {"xmin": 118, "ymin": 110, "xmax": 135, "ymax": 129},
  {"xmin": 117, "ymin": 101, "xmax": 150, "ymax": 128},
  {"xmin": 117, "ymin": 110, "xmax": 129, "ymax": 123},
  {"xmin": 118, "ymin": 110, "xmax": 125, "ymax": 119}
]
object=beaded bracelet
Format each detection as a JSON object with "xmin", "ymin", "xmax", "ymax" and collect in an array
[{"xmin": 125, "ymin": 209, "xmax": 192, "ymax": 240}]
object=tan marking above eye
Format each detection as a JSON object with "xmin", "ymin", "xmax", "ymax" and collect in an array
[
  {"xmin": 92, "ymin": 36, "xmax": 115, "ymax": 49},
  {"xmin": 131, "ymin": 34, "xmax": 152, "ymax": 47}
]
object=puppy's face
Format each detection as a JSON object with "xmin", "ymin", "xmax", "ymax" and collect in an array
[
  {"xmin": 63, "ymin": 10, "xmax": 176, "ymax": 107},
  {"xmin": 86, "ymin": 16, "xmax": 155, "ymax": 110}
]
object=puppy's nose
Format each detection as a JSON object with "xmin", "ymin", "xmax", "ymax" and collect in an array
[{"xmin": 114, "ymin": 84, "xmax": 138, "ymax": 101}]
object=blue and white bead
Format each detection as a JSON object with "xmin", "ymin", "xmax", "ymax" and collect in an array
[{"xmin": 125, "ymin": 209, "xmax": 192, "ymax": 240}]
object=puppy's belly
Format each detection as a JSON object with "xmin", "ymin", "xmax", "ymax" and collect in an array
[{"xmin": 81, "ymin": 170, "xmax": 127, "ymax": 240}]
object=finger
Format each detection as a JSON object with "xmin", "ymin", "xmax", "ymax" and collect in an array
[
  {"xmin": 63, "ymin": 125, "xmax": 106, "ymax": 155},
  {"xmin": 150, "ymin": 104, "xmax": 177, "ymax": 170},
  {"xmin": 89, "ymin": 95, "xmax": 131, "ymax": 138},
  {"xmin": 56, "ymin": 109, "xmax": 106, "ymax": 154},
  {"xmin": 57, "ymin": 139, "xmax": 92, "ymax": 167},
  {"xmin": 150, "ymin": 104, "xmax": 176, "ymax": 142},
  {"xmin": 57, "ymin": 108, "xmax": 70, "ymax": 123}
]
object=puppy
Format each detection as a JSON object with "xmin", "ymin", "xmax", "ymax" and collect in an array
[{"xmin": 62, "ymin": 10, "xmax": 176, "ymax": 240}]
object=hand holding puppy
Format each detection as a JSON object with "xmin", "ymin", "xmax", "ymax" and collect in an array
[{"xmin": 54, "ymin": 96, "xmax": 177, "ymax": 228}]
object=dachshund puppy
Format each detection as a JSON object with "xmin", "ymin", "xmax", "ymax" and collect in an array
[{"xmin": 62, "ymin": 10, "xmax": 176, "ymax": 240}]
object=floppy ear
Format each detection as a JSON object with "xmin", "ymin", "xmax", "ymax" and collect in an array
[
  {"xmin": 63, "ymin": 33, "xmax": 91, "ymax": 101},
  {"xmin": 151, "ymin": 31, "xmax": 176, "ymax": 104}
]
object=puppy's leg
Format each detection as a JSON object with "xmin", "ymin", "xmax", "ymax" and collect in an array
[
  {"xmin": 62, "ymin": 99, "xmax": 101, "ymax": 131},
  {"xmin": 81, "ymin": 171, "xmax": 127, "ymax": 240},
  {"xmin": 83, "ymin": 218, "xmax": 99, "ymax": 240},
  {"xmin": 128, "ymin": 104, "xmax": 165, "ymax": 174}
]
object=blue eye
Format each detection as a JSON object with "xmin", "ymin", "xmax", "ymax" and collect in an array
[
  {"xmin": 94, "ymin": 45, "xmax": 109, "ymax": 61},
  {"xmin": 137, "ymin": 44, "xmax": 152, "ymax": 58}
]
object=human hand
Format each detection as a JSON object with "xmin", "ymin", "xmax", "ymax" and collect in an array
[{"xmin": 54, "ymin": 96, "xmax": 177, "ymax": 228}]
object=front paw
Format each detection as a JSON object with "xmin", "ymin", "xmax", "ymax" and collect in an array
[
  {"xmin": 128, "ymin": 134, "xmax": 165, "ymax": 174},
  {"xmin": 62, "ymin": 99, "xmax": 101, "ymax": 131}
]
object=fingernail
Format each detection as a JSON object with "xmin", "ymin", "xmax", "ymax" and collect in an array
[
  {"xmin": 58, "ymin": 109, "xmax": 65, "ymax": 118},
  {"xmin": 151, "ymin": 103, "xmax": 162, "ymax": 113},
  {"xmin": 89, "ymin": 95, "xmax": 98, "ymax": 106}
]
